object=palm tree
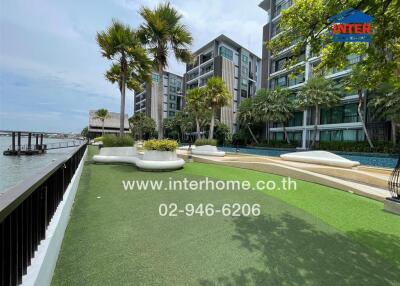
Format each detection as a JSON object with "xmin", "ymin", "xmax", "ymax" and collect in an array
[
  {"xmin": 204, "ymin": 77, "xmax": 231, "ymax": 139},
  {"xmin": 298, "ymin": 76, "xmax": 341, "ymax": 148},
  {"xmin": 237, "ymin": 98, "xmax": 259, "ymax": 144},
  {"xmin": 138, "ymin": 3, "xmax": 192, "ymax": 139},
  {"xmin": 252, "ymin": 88, "xmax": 294, "ymax": 144},
  {"xmin": 94, "ymin": 109, "xmax": 110, "ymax": 136},
  {"xmin": 370, "ymin": 84, "xmax": 400, "ymax": 147},
  {"xmin": 345, "ymin": 67, "xmax": 375, "ymax": 148},
  {"xmin": 97, "ymin": 20, "xmax": 151, "ymax": 136},
  {"xmin": 186, "ymin": 88, "xmax": 210, "ymax": 139}
]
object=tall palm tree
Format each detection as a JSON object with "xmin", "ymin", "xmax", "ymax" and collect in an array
[
  {"xmin": 186, "ymin": 88, "xmax": 209, "ymax": 139},
  {"xmin": 237, "ymin": 98, "xmax": 259, "ymax": 144},
  {"xmin": 138, "ymin": 3, "xmax": 193, "ymax": 139},
  {"xmin": 253, "ymin": 88, "xmax": 294, "ymax": 144},
  {"xmin": 94, "ymin": 109, "xmax": 110, "ymax": 136},
  {"xmin": 97, "ymin": 20, "xmax": 151, "ymax": 136},
  {"xmin": 298, "ymin": 76, "xmax": 341, "ymax": 148},
  {"xmin": 204, "ymin": 77, "xmax": 231, "ymax": 139}
]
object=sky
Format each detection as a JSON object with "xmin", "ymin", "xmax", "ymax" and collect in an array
[{"xmin": 0, "ymin": 0, "xmax": 267, "ymax": 133}]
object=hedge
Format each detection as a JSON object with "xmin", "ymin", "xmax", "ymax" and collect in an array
[
  {"xmin": 144, "ymin": 139, "xmax": 178, "ymax": 151},
  {"xmin": 102, "ymin": 135, "xmax": 134, "ymax": 147},
  {"xmin": 194, "ymin": 139, "xmax": 217, "ymax": 146}
]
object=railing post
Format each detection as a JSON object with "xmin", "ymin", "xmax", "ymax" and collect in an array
[
  {"xmin": 28, "ymin": 133, "xmax": 32, "ymax": 151},
  {"xmin": 17, "ymin": 132, "xmax": 21, "ymax": 155},
  {"xmin": 12, "ymin": 132, "xmax": 16, "ymax": 153},
  {"xmin": 35, "ymin": 134, "xmax": 39, "ymax": 150}
]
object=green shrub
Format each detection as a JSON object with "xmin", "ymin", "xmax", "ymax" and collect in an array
[
  {"xmin": 257, "ymin": 140, "xmax": 299, "ymax": 149},
  {"xmin": 318, "ymin": 141, "xmax": 399, "ymax": 154},
  {"xmin": 102, "ymin": 135, "xmax": 134, "ymax": 147},
  {"xmin": 195, "ymin": 138, "xmax": 217, "ymax": 146},
  {"xmin": 94, "ymin": 136, "xmax": 104, "ymax": 142},
  {"xmin": 144, "ymin": 139, "xmax": 178, "ymax": 151}
]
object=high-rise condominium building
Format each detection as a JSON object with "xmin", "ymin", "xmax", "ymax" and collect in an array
[
  {"xmin": 134, "ymin": 71, "xmax": 183, "ymax": 126},
  {"xmin": 184, "ymin": 34, "xmax": 261, "ymax": 133},
  {"xmin": 259, "ymin": 0, "xmax": 391, "ymax": 149}
]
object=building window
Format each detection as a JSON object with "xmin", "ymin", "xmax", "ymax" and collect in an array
[
  {"xmin": 169, "ymin": 111, "xmax": 175, "ymax": 117},
  {"xmin": 242, "ymin": 54, "xmax": 249, "ymax": 64},
  {"xmin": 170, "ymin": 95, "xmax": 176, "ymax": 100},
  {"xmin": 276, "ymin": 76, "xmax": 287, "ymax": 88},
  {"xmin": 288, "ymin": 112, "xmax": 303, "ymax": 127},
  {"xmin": 169, "ymin": 103, "xmax": 176, "ymax": 109},
  {"xmin": 241, "ymin": 66, "xmax": 249, "ymax": 78},
  {"xmin": 320, "ymin": 129, "xmax": 363, "ymax": 142},
  {"xmin": 152, "ymin": 73, "xmax": 159, "ymax": 82},
  {"xmin": 320, "ymin": 103, "xmax": 359, "ymax": 125},
  {"xmin": 241, "ymin": 89, "xmax": 248, "ymax": 98},
  {"xmin": 344, "ymin": 104, "xmax": 358, "ymax": 123},
  {"xmin": 219, "ymin": 46, "xmax": 233, "ymax": 61}
]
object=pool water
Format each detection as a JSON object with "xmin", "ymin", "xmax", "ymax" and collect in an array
[{"xmin": 219, "ymin": 146, "xmax": 399, "ymax": 169}]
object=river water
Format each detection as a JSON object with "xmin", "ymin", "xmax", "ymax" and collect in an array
[{"xmin": 0, "ymin": 136, "xmax": 78, "ymax": 193}]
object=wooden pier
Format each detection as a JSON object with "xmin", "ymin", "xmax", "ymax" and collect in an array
[{"xmin": 2, "ymin": 131, "xmax": 84, "ymax": 156}]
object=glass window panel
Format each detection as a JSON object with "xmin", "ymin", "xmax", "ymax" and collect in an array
[
  {"xmin": 320, "ymin": 131, "xmax": 330, "ymax": 141},
  {"xmin": 331, "ymin": 106, "xmax": 343, "ymax": 124},
  {"xmin": 320, "ymin": 108, "xmax": 330, "ymax": 124},
  {"xmin": 343, "ymin": 130, "xmax": 357, "ymax": 141},
  {"xmin": 344, "ymin": 104, "xmax": 358, "ymax": 123},
  {"xmin": 275, "ymin": 132, "xmax": 284, "ymax": 141},
  {"xmin": 331, "ymin": 130, "xmax": 342, "ymax": 141}
]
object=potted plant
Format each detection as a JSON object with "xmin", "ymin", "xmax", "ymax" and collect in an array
[{"xmin": 143, "ymin": 139, "xmax": 178, "ymax": 161}]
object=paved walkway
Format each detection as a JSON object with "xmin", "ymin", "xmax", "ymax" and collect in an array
[{"xmin": 178, "ymin": 151, "xmax": 392, "ymax": 201}]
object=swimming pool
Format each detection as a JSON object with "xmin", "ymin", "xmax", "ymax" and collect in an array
[{"xmin": 218, "ymin": 146, "xmax": 399, "ymax": 169}]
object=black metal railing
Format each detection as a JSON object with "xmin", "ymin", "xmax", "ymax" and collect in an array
[
  {"xmin": 388, "ymin": 155, "xmax": 400, "ymax": 200},
  {"xmin": 7, "ymin": 140, "xmax": 84, "ymax": 151},
  {"xmin": 0, "ymin": 143, "xmax": 87, "ymax": 286}
]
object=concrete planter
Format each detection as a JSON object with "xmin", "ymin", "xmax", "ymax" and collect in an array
[
  {"xmin": 138, "ymin": 150, "xmax": 184, "ymax": 170},
  {"xmin": 93, "ymin": 147, "xmax": 184, "ymax": 170},
  {"xmin": 192, "ymin": 145, "xmax": 225, "ymax": 157},
  {"xmin": 143, "ymin": 150, "xmax": 177, "ymax": 161}
]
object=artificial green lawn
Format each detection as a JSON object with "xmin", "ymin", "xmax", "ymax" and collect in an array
[{"xmin": 52, "ymin": 146, "xmax": 399, "ymax": 286}]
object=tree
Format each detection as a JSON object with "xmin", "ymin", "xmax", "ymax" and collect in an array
[
  {"xmin": 129, "ymin": 112, "xmax": 156, "ymax": 140},
  {"xmin": 252, "ymin": 88, "xmax": 294, "ymax": 144},
  {"xmin": 370, "ymin": 83, "xmax": 400, "ymax": 147},
  {"xmin": 237, "ymin": 98, "xmax": 259, "ymax": 144},
  {"xmin": 204, "ymin": 77, "xmax": 231, "ymax": 139},
  {"xmin": 174, "ymin": 109, "xmax": 195, "ymax": 142},
  {"xmin": 297, "ymin": 76, "xmax": 341, "ymax": 148},
  {"xmin": 267, "ymin": 0, "xmax": 400, "ymax": 148},
  {"xmin": 268, "ymin": 0, "xmax": 399, "ymax": 83},
  {"xmin": 138, "ymin": 3, "xmax": 192, "ymax": 139},
  {"xmin": 215, "ymin": 123, "xmax": 231, "ymax": 145},
  {"xmin": 81, "ymin": 127, "xmax": 89, "ymax": 138},
  {"xmin": 94, "ymin": 109, "xmax": 110, "ymax": 136},
  {"xmin": 97, "ymin": 20, "xmax": 151, "ymax": 136},
  {"xmin": 345, "ymin": 65, "xmax": 375, "ymax": 147},
  {"xmin": 186, "ymin": 88, "xmax": 211, "ymax": 139}
]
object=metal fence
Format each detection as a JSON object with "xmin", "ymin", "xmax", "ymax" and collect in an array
[
  {"xmin": 0, "ymin": 143, "xmax": 87, "ymax": 285},
  {"xmin": 388, "ymin": 155, "xmax": 400, "ymax": 200}
]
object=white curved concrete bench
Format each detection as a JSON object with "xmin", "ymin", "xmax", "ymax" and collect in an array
[
  {"xmin": 93, "ymin": 147, "xmax": 184, "ymax": 170},
  {"xmin": 93, "ymin": 147, "xmax": 138, "ymax": 163},
  {"xmin": 280, "ymin": 150, "xmax": 360, "ymax": 168},
  {"xmin": 192, "ymin": 145, "xmax": 225, "ymax": 157},
  {"xmin": 178, "ymin": 145, "xmax": 196, "ymax": 150}
]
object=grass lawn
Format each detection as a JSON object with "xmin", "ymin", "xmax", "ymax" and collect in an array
[{"xmin": 52, "ymin": 146, "xmax": 400, "ymax": 286}]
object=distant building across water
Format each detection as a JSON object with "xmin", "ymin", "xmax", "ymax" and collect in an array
[{"xmin": 88, "ymin": 111, "xmax": 130, "ymax": 138}]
